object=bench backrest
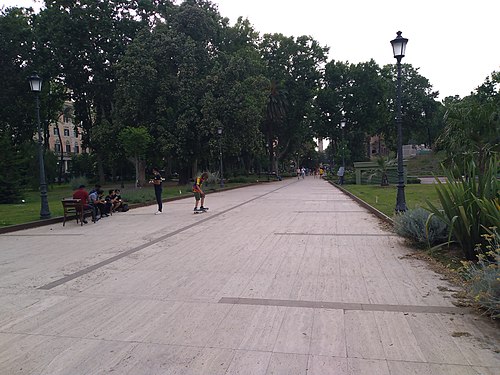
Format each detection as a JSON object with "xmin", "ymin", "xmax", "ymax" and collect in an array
[{"xmin": 62, "ymin": 198, "xmax": 85, "ymax": 211}]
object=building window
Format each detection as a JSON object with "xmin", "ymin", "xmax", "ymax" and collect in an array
[
  {"xmin": 74, "ymin": 129, "xmax": 78, "ymax": 137},
  {"xmin": 55, "ymin": 143, "xmax": 61, "ymax": 152},
  {"xmin": 53, "ymin": 127, "xmax": 59, "ymax": 135},
  {"xmin": 66, "ymin": 144, "xmax": 71, "ymax": 153},
  {"xmin": 74, "ymin": 145, "xmax": 80, "ymax": 154},
  {"xmin": 63, "ymin": 128, "xmax": 70, "ymax": 137},
  {"xmin": 63, "ymin": 108, "xmax": 71, "ymax": 123}
]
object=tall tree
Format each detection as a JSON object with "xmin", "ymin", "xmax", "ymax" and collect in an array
[
  {"xmin": 259, "ymin": 33, "xmax": 328, "ymax": 171},
  {"xmin": 34, "ymin": 0, "xmax": 155, "ymax": 183},
  {"xmin": 0, "ymin": 7, "xmax": 36, "ymax": 144}
]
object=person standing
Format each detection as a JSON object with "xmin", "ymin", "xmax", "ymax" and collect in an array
[
  {"xmin": 150, "ymin": 167, "xmax": 164, "ymax": 214},
  {"xmin": 192, "ymin": 172, "xmax": 209, "ymax": 212},
  {"xmin": 337, "ymin": 166, "xmax": 345, "ymax": 185}
]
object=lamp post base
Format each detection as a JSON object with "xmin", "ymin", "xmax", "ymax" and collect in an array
[{"xmin": 395, "ymin": 184, "xmax": 407, "ymax": 213}]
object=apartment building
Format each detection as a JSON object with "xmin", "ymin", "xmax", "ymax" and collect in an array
[{"xmin": 46, "ymin": 102, "xmax": 85, "ymax": 174}]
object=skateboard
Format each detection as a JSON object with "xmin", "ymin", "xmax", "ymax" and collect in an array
[{"xmin": 194, "ymin": 209, "xmax": 208, "ymax": 214}]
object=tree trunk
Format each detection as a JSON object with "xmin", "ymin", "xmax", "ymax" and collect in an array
[
  {"xmin": 138, "ymin": 159, "xmax": 146, "ymax": 187},
  {"xmin": 178, "ymin": 166, "xmax": 190, "ymax": 185},
  {"xmin": 192, "ymin": 158, "xmax": 198, "ymax": 179},
  {"xmin": 55, "ymin": 123, "xmax": 64, "ymax": 184},
  {"xmin": 381, "ymin": 172, "xmax": 389, "ymax": 186},
  {"xmin": 97, "ymin": 154, "xmax": 105, "ymax": 185},
  {"xmin": 134, "ymin": 155, "xmax": 140, "ymax": 188}
]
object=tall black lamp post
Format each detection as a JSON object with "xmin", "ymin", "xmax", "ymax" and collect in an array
[
  {"xmin": 338, "ymin": 118, "xmax": 346, "ymax": 185},
  {"xmin": 29, "ymin": 73, "xmax": 51, "ymax": 219},
  {"xmin": 390, "ymin": 31, "xmax": 408, "ymax": 213},
  {"xmin": 217, "ymin": 127, "xmax": 224, "ymax": 188}
]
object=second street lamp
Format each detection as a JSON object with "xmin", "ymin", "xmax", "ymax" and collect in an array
[
  {"xmin": 29, "ymin": 73, "xmax": 51, "ymax": 219},
  {"xmin": 390, "ymin": 31, "xmax": 408, "ymax": 213},
  {"xmin": 217, "ymin": 127, "xmax": 224, "ymax": 188},
  {"xmin": 339, "ymin": 118, "xmax": 346, "ymax": 185}
]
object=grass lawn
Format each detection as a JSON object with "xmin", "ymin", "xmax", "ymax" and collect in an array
[
  {"xmin": 0, "ymin": 180, "xmax": 256, "ymax": 227},
  {"xmin": 341, "ymin": 183, "xmax": 441, "ymax": 217}
]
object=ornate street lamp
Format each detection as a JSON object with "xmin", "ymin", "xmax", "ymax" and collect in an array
[
  {"xmin": 217, "ymin": 127, "xmax": 224, "ymax": 188},
  {"xmin": 29, "ymin": 73, "xmax": 51, "ymax": 219},
  {"xmin": 390, "ymin": 31, "xmax": 408, "ymax": 213},
  {"xmin": 339, "ymin": 118, "xmax": 346, "ymax": 185}
]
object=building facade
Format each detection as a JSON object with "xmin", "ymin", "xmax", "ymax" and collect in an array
[{"xmin": 46, "ymin": 102, "xmax": 85, "ymax": 175}]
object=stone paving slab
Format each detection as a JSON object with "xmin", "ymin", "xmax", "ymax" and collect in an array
[{"xmin": 0, "ymin": 177, "xmax": 499, "ymax": 374}]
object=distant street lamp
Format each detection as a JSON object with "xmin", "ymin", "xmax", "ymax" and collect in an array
[
  {"xmin": 339, "ymin": 118, "xmax": 346, "ymax": 185},
  {"xmin": 390, "ymin": 31, "xmax": 408, "ymax": 213},
  {"xmin": 217, "ymin": 127, "xmax": 224, "ymax": 188},
  {"xmin": 29, "ymin": 73, "xmax": 51, "ymax": 219}
]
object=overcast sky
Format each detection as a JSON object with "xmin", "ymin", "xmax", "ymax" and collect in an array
[{"xmin": 4, "ymin": 0, "xmax": 500, "ymax": 100}]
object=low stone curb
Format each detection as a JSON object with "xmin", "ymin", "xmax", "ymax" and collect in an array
[{"xmin": 326, "ymin": 180, "xmax": 394, "ymax": 225}]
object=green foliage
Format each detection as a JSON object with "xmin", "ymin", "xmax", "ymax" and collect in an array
[
  {"xmin": 0, "ymin": 133, "xmax": 24, "ymax": 203},
  {"xmin": 406, "ymin": 151, "xmax": 447, "ymax": 175},
  {"xmin": 461, "ymin": 227, "xmax": 500, "ymax": 318},
  {"xmin": 70, "ymin": 153, "xmax": 96, "ymax": 179},
  {"xmin": 0, "ymin": 7, "xmax": 37, "ymax": 144},
  {"xmin": 394, "ymin": 208, "xmax": 448, "ymax": 247},
  {"xmin": 365, "ymin": 156, "xmax": 396, "ymax": 186},
  {"xmin": 426, "ymin": 158, "xmax": 499, "ymax": 260},
  {"xmin": 69, "ymin": 176, "xmax": 89, "ymax": 190},
  {"xmin": 437, "ymin": 71, "xmax": 500, "ymax": 173},
  {"xmin": 118, "ymin": 126, "xmax": 152, "ymax": 158}
]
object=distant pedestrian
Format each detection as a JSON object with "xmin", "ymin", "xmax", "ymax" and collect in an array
[
  {"xmin": 319, "ymin": 167, "xmax": 324, "ymax": 179},
  {"xmin": 337, "ymin": 166, "xmax": 345, "ymax": 185},
  {"xmin": 150, "ymin": 167, "xmax": 164, "ymax": 214},
  {"xmin": 296, "ymin": 168, "xmax": 301, "ymax": 180}
]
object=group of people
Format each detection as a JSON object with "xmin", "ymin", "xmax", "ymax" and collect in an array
[
  {"xmin": 150, "ymin": 168, "xmax": 210, "ymax": 214},
  {"xmin": 296, "ymin": 167, "xmax": 325, "ymax": 179},
  {"xmin": 72, "ymin": 168, "xmax": 212, "ymax": 224},
  {"xmin": 72, "ymin": 184, "xmax": 125, "ymax": 224}
]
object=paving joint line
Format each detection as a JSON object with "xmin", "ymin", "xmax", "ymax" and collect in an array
[
  {"xmin": 274, "ymin": 232, "xmax": 398, "ymax": 237},
  {"xmin": 218, "ymin": 297, "xmax": 470, "ymax": 315},
  {"xmin": 37, "ymin": 182, "xmax": 295, "ymax": 290}
]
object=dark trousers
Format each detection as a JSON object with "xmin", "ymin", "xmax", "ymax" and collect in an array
[{"xmin": 155, "ymin": 187, "xmax": 162, "ymax": 212}]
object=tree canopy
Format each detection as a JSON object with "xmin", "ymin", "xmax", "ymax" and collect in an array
[{"xmin": 3, "ymin": 0, "xmax": 491, "ymax": 192}]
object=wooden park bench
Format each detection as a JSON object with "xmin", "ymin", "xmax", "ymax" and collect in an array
[{"xmin": 61, "ymin": 198, "xmax": 94, "ymax": 226}]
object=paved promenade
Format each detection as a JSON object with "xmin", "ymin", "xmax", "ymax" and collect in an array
[{"xmin": 0, "ymin": 178, "xmax": 498, "ymax": 374}]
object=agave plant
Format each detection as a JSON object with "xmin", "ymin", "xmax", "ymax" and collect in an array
[{"xmin": 426, "ymin": 157, "xmax": 499, "ymax": 260}]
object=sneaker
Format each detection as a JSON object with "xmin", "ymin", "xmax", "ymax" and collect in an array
[
  {"xmin": 155, "ymin": 211, "xmax": 162, "ymax": 215},
  {"xmin": 199, "ymin": 206, "xmax": 208, "ymax": 211}
]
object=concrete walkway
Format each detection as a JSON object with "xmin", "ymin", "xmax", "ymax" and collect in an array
[{"xmin": 0, "ymin": 178, "xmax": 498, "ymax": 375}]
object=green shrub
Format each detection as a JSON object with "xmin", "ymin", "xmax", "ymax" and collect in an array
[
  {"xmin": 426, "ymin": 157, "xmax": 499, "ymax": 260},
  {"xmin": 229, "ymin": 176, "xmax": 256, "ymax": 183},
  {"xmin": 121, "ymin": 189, "xmax": 155, "ymax": 203},
  {"xmin": 461, "ymin": 227, "xmax": 500, "ymax": 318},
  {"xmin": 407, "ymin": 176, "xmax": 421, "ymax": 184},
  {"xmin": 394, "ymin": 208, "xmax": 449, "ymax": 247},
  {"xmin": 70, "ymin": 176, "xmax": 89, "ymax": 190}
]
